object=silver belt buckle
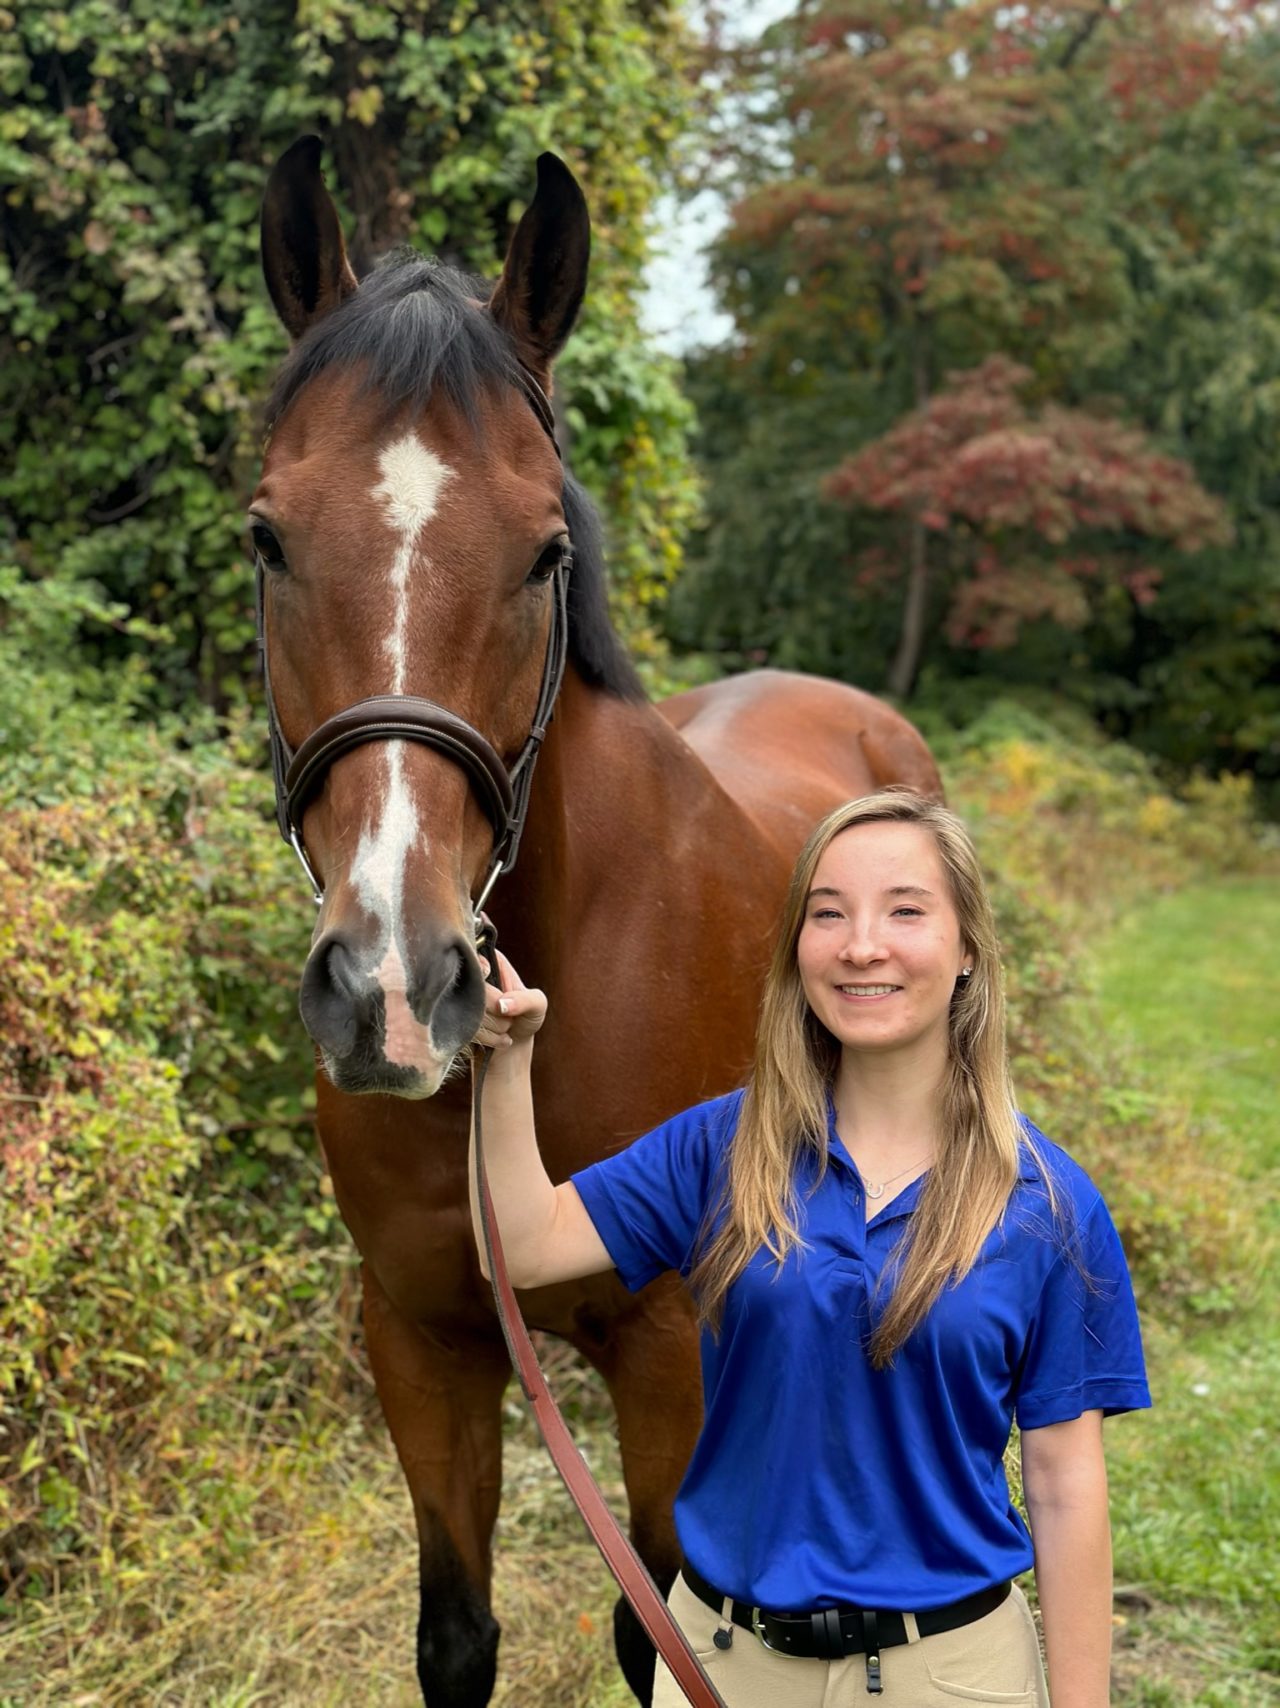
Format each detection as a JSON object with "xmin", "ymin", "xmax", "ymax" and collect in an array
[{"xmin": 751, "ymin": 1607, "xmax": 779, "ymax": 1652}]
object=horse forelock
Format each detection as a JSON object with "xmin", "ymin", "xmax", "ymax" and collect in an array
[
  {"xmin": 265, "ymin": 254, "xmax": 518, "ymax": 434},
  {"xmin": 263, "ymin": 251, "xmax": 644, "ymax": 704}
]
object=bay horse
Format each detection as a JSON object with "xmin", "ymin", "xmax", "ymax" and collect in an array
[{"xmin": 253, "ymin": 138, "xmax": 942, "ymax": 1708}]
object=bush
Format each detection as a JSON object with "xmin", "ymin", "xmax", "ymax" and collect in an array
[
  {"xmin": 0, "ymin": 0, "xmax": 699, "ymax": 714},
  {"xmin": 936, "ymin": 698, "xmax": 1273, "ymax": 895},
  {"xmin": 0, "ymin": 578, "xmax": 351, "ymax": 1597}
]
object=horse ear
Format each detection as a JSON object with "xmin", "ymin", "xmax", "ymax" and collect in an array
[
  {"xmin": 261, "ymin": 136, "xmax": 358, "ymax": 342},
  {"xmin": 489, "ymin": 153, "xmax": 590, "ymax": 379}
]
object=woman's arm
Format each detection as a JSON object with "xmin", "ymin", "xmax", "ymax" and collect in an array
[
  {"xmin": 468, "ymin": 954, "xmax": 613, "ymax": 1289},
  {"xmin": 1020, "ymin": 1409, "xmax": 1112, "ymax": 1708}
]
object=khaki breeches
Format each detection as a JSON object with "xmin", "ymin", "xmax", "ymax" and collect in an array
[{"xmin": 652, "ymin": 1572, "xmax": 1050, "ymax": 1708}]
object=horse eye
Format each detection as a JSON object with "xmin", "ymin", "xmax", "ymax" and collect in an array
[
  {"xmin": 526, "ymin": 539, "xmax": 569, "ymax": 585},
  {"xmin": 250, "ymin": 521, "xmax": 286, "ymax": 569}
]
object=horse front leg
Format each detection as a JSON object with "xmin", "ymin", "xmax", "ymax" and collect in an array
[
  {"xmin": 362, "ymin": 1265, "xmax": 510, "ymax": 1708},
  {"xmin": 571, "ymin": 1276, "xmax": 704, "ymax": 1708}
]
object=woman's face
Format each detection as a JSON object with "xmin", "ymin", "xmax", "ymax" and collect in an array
[{"xmin": 796, "ymin": 820, "xmax": 969, "ymax": 1063}]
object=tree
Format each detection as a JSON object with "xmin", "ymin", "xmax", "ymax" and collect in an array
[
  {"xmin": 680, "ymin": 0, "xmax": 1135, "ymax": 692},
  {"xmin": 1063, "ymin": 4, "xmax": 1280, "ymax": 793},
  {"xmin": 824, "ymin": 354, "xmax": 1228, "ymax": 658},
  {"xmin": 0, "ymin": 0, "xmax": 698, "ymax": 711}
]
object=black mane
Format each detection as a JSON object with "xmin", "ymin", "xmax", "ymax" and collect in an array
[{"xmin": 265, "ymin": 253, "xmax": 643, "ymax": 702}]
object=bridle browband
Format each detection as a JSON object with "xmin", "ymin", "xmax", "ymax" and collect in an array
[{"xmin": 255, "ymin": 360, "xmax": 569, "ymax": 912}]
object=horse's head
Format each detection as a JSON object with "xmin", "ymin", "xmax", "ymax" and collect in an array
[{"xmin": 252, "ymin": 138, "xmax": 608, "ymax": 1098}]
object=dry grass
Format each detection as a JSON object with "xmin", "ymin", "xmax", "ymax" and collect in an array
[
  {"xmin": 4, "ymin": 1288, "xmax": 1275, "ymax": 1707},
  {"xmin": 0, "ymin": 1348, "xmax": 636, "ymax": 1708},
  {"xmin": 6, "ymin": 1380, "xmax": 1270, "ymax": 1708}
]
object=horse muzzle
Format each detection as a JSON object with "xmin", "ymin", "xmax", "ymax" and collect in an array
[{"xmin": 299, "ymin": 924, "xmax": 486, "ymax": 1097}]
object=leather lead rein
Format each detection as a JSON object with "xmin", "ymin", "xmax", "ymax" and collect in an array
[
  {"xmin": 259, "ymin": 366, "xmax": 724, "ymax": 1705},
  {"xmin": 474, "ymin": 931, "xmax": 726, "ymax": 1708}
]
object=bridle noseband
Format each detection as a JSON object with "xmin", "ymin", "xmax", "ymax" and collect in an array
[{"xmin": 255, "ymin": 362, "xmax": 569, "ymax": 913}]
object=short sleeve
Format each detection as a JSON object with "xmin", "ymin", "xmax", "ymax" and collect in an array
[
  {"xmin": 570, "ymin": 1091, "xmax": 740, "ymax": 1292},
  {"xmin": 1015, "ymin": 1191, "xmax": 1152, "ymax": 1430}
]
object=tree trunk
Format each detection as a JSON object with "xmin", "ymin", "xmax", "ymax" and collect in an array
[
  {"xmin": 888, "ymin": 326, "xmax": 932, "ymax": 699},
  {"xmin": 888, "ymin": 511, "xmax": 929, "ymax": 699}
]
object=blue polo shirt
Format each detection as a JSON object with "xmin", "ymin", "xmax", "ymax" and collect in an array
[{"xmin": 571, "ymin": 1089, "xmax": 1149, "ymax": 1612}]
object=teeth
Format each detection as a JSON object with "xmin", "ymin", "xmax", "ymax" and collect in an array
[{"xmin": 840, "ymin": 984, "xmax": 898, "ymax": 995}]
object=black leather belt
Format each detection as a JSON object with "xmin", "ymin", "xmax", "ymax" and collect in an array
[{"xmin": 681, "ymin": 1558, "xmax": 1011, "ymax": 1693}]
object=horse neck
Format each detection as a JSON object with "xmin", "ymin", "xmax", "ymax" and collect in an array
[{"xmin": 484, "ymin": 668, "xmax": 716, "ymax": 982}]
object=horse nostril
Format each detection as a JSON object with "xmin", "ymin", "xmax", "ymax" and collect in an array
[
  {"xmin": 299, "ymin": 932, "xmax": 364, "ymax": 1057},
  {"xmin": 427, "ymin": 934, "xmax": 485, "ymax": 1056},
  {"xmin": 326, "ymin": 938, "xmax": 362, "ymax": 1003}
]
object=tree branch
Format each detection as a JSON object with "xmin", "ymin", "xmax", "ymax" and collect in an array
[{"xmin": 1059, "ymin": 4, "xmax": 1113, "ymax": 72}]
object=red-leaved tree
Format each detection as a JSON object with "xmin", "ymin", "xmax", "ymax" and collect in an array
[
  {"xmin": 824, "ymin": 356, "xmax": 1229, "ymax": 667},
  {"xmin": 721, "ymin": 0, "xmax": 1136, "ymax": 695}
]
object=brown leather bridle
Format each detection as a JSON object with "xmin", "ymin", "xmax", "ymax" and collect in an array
[
  {"xmin": 255, "ymin": 366, "xmax": 726, "ymax": 1708},
  {"xmin": 256, "ymin": 365, "xmax": 568, "ymax": 911}
]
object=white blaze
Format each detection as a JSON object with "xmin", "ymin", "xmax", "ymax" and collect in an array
[
  {"xmin": 373, "ymin": 433, "xmax": 454, "ymax": 695},
  {"xmin": 347, "ymin": 432, "xmax": 454, "ymax": 1074}
]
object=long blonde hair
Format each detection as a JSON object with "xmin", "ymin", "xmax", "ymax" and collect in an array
[{"xmin": 689, "ymin": 790, "xmax": 1035, "ymax": 1368}]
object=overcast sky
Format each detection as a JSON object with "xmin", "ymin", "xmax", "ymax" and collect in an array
[{"xmin": 638, "ymin": 0, "xmax": 794, "ymax": 354}]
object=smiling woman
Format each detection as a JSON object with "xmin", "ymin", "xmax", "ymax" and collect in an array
[
  {"xmin": 683, "ymin": 794, "xmax": 1025, "ymax": 1363},
  {"xmin": 473, "ymin": 789, "xmax": 1151, "ymax": 1708}
]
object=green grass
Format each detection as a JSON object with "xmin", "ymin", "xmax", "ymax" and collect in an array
[
  {"xmin": 1091, "ymin": 880, "xmax": 1280, "ymax": 1705},
  {"xmin": 1091, "ymin": 879, "xmax": 1279, "ymax": 1196}
]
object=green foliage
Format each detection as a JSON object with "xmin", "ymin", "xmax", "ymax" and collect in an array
[
  {"xmin": 1, "ymin": 0, "xmax": 698, "ymax": 711},
  {"xmin": 666, "ymin": 349, "xmax": 898, "ymax": 683},
  {"xmin": 559, "ymin": 309, "xmax": 701, "ymax": 667},
  {"xmin": 1066, "ymin": 21, "xmax": 1280, "ymax": 801}
]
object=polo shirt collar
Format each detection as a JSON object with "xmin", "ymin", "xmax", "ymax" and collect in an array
[
  {"xmin": 824, "ymin": 1096, "xmax": 858, "ymax": 1178},
  {"xmin": 1016, "ymin": 1114, "xmax": 1048, "ymax": 1182}
]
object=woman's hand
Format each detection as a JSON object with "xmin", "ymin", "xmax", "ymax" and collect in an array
[{"xmin": 476, "ymin": 948, "xmax": 547, "ymax": 1049}]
